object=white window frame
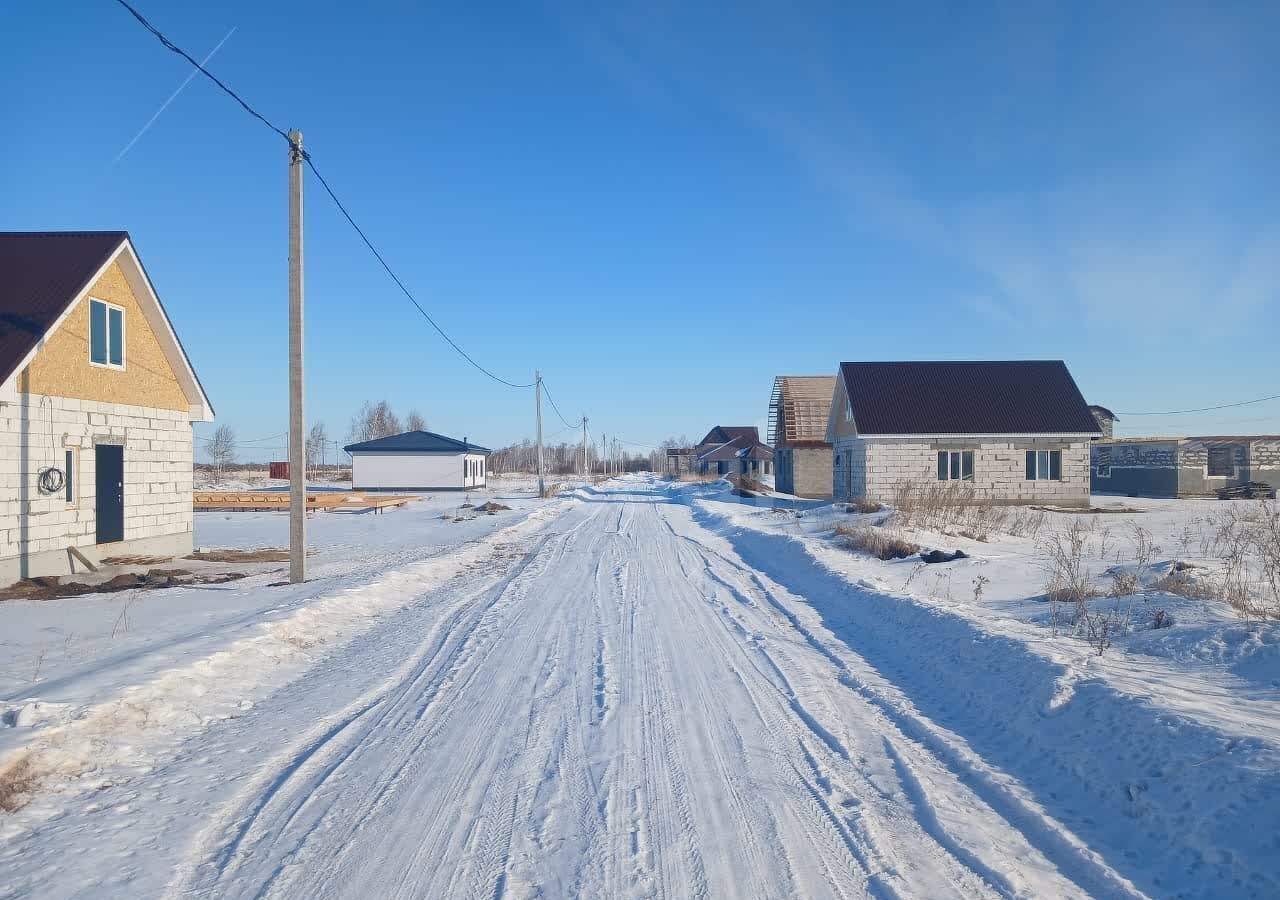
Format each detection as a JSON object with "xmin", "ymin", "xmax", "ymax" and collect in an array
[
  {"xmin": 1026, "ymin": 449, "xmax": 1062, "ymax": 481},
  {"xmin": 88, "ymin": 298, "xmax": 127, "ymax": 370},
  {"xmin": 937, "ymin": 450, "xmax": 975, "ymax": 482},
  {"xmin": 1094, "ymin": 464, "xmax": 1111, "ymax": 479}
]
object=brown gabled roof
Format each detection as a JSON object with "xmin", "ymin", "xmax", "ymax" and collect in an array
[
  {"xmin": 696, "ymin": 425, "xmax": 759, "ymax": 448},
  {"xmin": 0, "ymin": 231, "xmax": 129, "ymax": 385},
  {"xmin": 840, "ymin": 360, "xmax": 1101, "ymax": 436}
]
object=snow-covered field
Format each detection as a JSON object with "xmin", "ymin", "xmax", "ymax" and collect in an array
[{"xmin": 1, "ymin": 475, "xmax": 1277, "ymax": 898}]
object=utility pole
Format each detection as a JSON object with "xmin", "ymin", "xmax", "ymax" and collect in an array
[
  {"xmin": 535, "ymin": 370, "xmax": 544, "ymax": 498},
  {"xmin": 288, "ymin": 130, "xmax": 306, "ymax": 584},
  {"xmin": 581, "ymin": 417, "xmax": 588, "ymax": 477}
]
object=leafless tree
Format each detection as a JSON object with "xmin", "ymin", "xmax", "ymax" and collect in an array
[
  {"xmin": 306, "ymin": 422, "xmax": 328, "ymax": 475},
  {"xmin": 349, "ymin": 401, "xmax": 402, "ymax": 443},
  {"xmin": 406, "ymin": 409, "xmax": 427, "ymax": 432},
  {"xmin": 207, "ymin": 425, "xmax": 237, "ymax": 472}
]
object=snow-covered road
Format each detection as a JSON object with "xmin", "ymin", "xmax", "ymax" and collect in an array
[
  {"xmin": 6, "ymin": 478, "xmax": 1270, "ymax": 898},
  {"xmin": 169, "ymin": 482, "xmax": 1075, "ymax": 900}
]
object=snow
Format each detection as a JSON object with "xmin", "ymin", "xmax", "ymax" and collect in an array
[{"xmin": 1, "ymin": 476, "xmax": 1277, "ymax": 899}]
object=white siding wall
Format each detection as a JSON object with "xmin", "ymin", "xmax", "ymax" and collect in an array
[
  {"xmin": 351, "ymin": 452, "xmax": 488, "ymax": 490},
  {"xmin": 1, "ymin": 392, "xmax": 194, "ymax": 577}
]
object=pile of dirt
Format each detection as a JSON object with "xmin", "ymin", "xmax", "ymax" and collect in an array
[
  {"xmin": 0, "ymin": 568, "xmax": 243, "ymax": 602},
  {"xmin": 474, "ymin": 502, "xmax": 511, "ymax": 513}
]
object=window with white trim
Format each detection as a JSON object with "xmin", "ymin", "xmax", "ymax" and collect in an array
[
  {"xmin": 937, "ymin": 450, "xmax": 974, "ymax": 481},
  {"xmin": 1025, "ymin": 450, "xmax": 1062, "ymax": 481},
  {"xmin": 89, "ymin": 299, "xmax": 125, "ymax": 368},
  {"xmin": 1094, "ymin": 464, "xmax": 1111, "ymax": 478}
]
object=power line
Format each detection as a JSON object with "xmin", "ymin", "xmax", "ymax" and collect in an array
[
  {"xmin": 1117, "ymin": 393, "xmax": 1280, "ymax": 416},
  {"xmin": 195, "ymin": 430, "xmax": 287, "ymax": 444},
  {"xmin": 113, "ymin": 0, "xmax": 533, "ymax": 391},
  {"xmin": 303, "ymin": 157, "xmax": 534, "ymax": 389},
  {"xmin": 538, "ymin": 380, "xmax": 580, "ymax": 430}
]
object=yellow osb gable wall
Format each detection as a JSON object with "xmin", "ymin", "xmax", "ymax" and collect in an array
[{"xmin": 22, "ymin": 260, "xmax": 189, "ymax": 411}]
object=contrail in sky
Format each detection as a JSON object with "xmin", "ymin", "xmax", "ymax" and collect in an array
[{"xmin": 113, "ymin": 26, "xmax": 237, "ymax": 165}]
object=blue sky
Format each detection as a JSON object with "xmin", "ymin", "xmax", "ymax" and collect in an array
[{"xmin": 3, "ymin": 1, "xmax": 1278, "ymax": 460}]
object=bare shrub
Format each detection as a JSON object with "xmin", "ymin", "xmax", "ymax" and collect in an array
[
  {"xmin": 0, "ymin": 756, "xmax": 36, "ymax": 813},
  {"xmin": 1008, "ymin": 507, "xmax": 1047, "ymax": 540},
  {"xmin": 1210, "ymin": 500, "xmax": 1280, "ymax": 621},
  {"xmin": 1109, "ymin": 570, "xmax": 1140, "ymax": 597},
  {"xmin": 849, "ymin": 498, "xmax": 884, "ymax": 514},
  {"xmin": 1040, "ymin": 520, "xmax": 1100, "ymax": 636},
  {"xmin": 1149, "ymin": 569, "xmax": 1212, "ymax": 600},
  {"xmin": 837, "ymin": 524, "xmax": 921, "ymax": 560}
]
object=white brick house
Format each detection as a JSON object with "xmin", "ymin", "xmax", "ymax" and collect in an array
[
  {"xmin": 825, "ymin": 361, "xmax": 1100, "ymax": 507},
  {"xmin": 0, "ymin": 232, "xmax": 214, "ymax": 584}
]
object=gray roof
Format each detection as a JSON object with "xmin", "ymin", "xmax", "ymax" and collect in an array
[
  {"xmin": 840, "ymin": 360, "xmax": 1101, "ymax": 436},
  {"xmin": 343, "ymin": 430, "xmax": 492, "ymax": 454}
]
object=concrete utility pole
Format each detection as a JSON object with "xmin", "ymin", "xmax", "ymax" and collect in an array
[
  {"xmin": 535, "ymin": 371, "xmax": 544, "ymax": 498},
  {"xmin": 288, "ymin": 130, "xmax": 306, "ymax": 584},
  {"xmin": 581, "ymin": 417, "xmax": 588, "ymax": 477}
]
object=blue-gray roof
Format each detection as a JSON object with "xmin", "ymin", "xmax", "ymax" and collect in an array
[{"xmin": 343, "ymin": 430, "xmax": 491, "ymax": 454}]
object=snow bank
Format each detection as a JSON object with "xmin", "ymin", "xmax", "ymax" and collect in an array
[
  {"xmin": 0, "ymin": 499, "xmax": 569, "ymax": 830},
  {"xmin": 680, "ymin": 484, "xmax": 1280, "ymax": 899}
]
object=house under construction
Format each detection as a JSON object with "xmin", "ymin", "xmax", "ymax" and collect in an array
[{"xmin": 768, "ymin": 375, "xmax": 835, "ymax": 498}]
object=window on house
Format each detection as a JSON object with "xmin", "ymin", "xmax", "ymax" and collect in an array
[
  {"xmin": 65, "ymin": 449, "xmax": 75, "ymax": 503},
  {"xmin": 835, "ymin": 454, "xmax": 841, "ymax": 466},
  {"xmin": 1026, "ymin": 449, "xmax": 1062, "ymax": 480},
  {"xmin": 936, "ymin": 450, "xmax": 974, "ymax": 481},
  {"xmin": 89, "ymin": 299, "xmax": 125, "ymax": 368},
  {"xmin": 1207, "ymin": 446, "xmax": 1234, "ymax": 477},
  {"xmin": 1095, "ymin": 465, "xmax": 1111, "ymax": 478}
]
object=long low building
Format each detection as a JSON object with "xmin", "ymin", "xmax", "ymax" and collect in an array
[
  {"xmin": 344, "ymin": 431, "xmax": 490, "ymax": 491},
  {"xmin": 1091, "ymin": 435, "xmax": 1280, "ymax": 497}
]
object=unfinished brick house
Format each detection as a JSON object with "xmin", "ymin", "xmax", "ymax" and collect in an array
[
  {"xmin": 768, "ymin": 375, "xmax": 835, "ymax": 498},
  {"xmin": 0, "ymin": 232, "xmax": 214, "ymax": 584},
  {"xmin": 693, "ymin": 426, "xmax": 773, "ymax": 479},
  {"xmin": 1091, "ymin": 436, "xmax": 1280, "ymax": 497},
  {"xmin": 826, "ymin": 361, "xmax": 1100, "ymax": 506}
]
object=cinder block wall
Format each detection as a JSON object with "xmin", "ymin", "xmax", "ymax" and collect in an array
[
  {"xmin": 834, "ymin": 437, "xmax": 1090, "ymax": 505},
  {"xmin": 789, "ymin": 446, "xmax": 832, "ymax": 498},
  {"xmin": 0, "ymin": 391, "xmax": 194, "ymax": 580}
]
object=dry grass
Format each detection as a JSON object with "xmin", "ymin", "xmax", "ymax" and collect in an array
[
  {"xmin": 0, "ymin": 756, "xmax": 36, "ymax": 813},
  {"xmin": 836, "ymin": 524, "xmax": 921, "ymax": 560},
  {"xmin": 885, "ymin": 481, "xmax": 1045, "ymax": 541},
  {"xmin": 848, "ymin": 498, "xmax": 884, "ymax": 514}
]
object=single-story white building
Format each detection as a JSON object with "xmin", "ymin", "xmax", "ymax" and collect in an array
[
  {"xmin": 1, "ymin": 231, "xmax": 214, "ymax": 585},
  {"xmin": 343, "ymin": 431, "xmax": 490, "ymax": 491}
]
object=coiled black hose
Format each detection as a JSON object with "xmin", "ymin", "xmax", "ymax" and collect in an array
[{"xmin": 38, "ymin": 467, "xmax": 65, "ymax": 495}]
